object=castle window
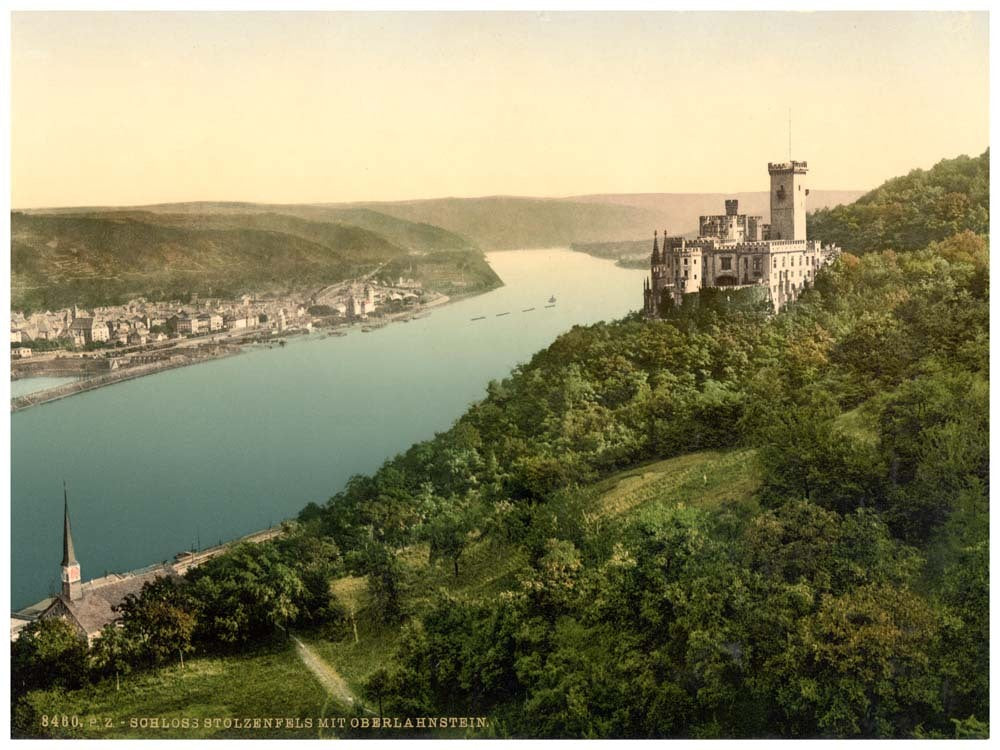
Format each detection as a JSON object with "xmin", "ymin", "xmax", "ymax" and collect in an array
[
  {"xmin": 721, "ymin": 257, "xmax": 732, "ymax": 271},
  {"xmin": 753, "ymin": 257, "xmax": 761, "ymax": 270},
  {"xmin": 684, "ymin": 258, "xmax": 688, "ymax": 265}
]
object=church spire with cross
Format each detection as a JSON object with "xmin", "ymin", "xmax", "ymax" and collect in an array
[{"xmin": 61, "ymin": 482, "xmax": 82, "ymax": 601}]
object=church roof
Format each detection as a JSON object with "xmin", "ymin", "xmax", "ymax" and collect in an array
[
  {"xmin": 49, "ymin": 567, "xmax": 178, "ymax": 637},
  {"xmin": 68, "ymin": 318, "xmax": 96, "ymax": 331}
]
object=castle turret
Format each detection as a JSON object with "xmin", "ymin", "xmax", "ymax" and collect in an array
[
  {"xmin": 768, "ymin": 160, "xmax": 808, "ymax": 241},
  {"xmin": 61, "ymin": 484, "xmax": 82, "ymax": 601}
]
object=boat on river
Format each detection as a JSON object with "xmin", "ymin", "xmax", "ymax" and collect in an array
[
  {"xmin": 471, "ymin": 316, "xmax": 486, "ymax": 321},
  {"xmin": 522, "ymin": 307, "xmax": 535, "ymax": 312},
  {"xmin": 548, "ymin": 295, "xmax": 557, "ymax": 303},
  {"xmin": 496, "ymin": 312, "xmax": 510, "ymax": 317}
]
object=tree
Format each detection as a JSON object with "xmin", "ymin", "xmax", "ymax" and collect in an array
[
  {"xmin": 753, "ymin": 388, "xmax": 884, "ymax": 514},
  {"xmin": 89, "ymin": 624, "xmax": 136, "ymax": 690},
  {"xmin": 363, "ymin": 668, "xmax": 391, "ymax": 721},
  {"xmin": 364, "ymin": 544, "xmax": 406, "ymax": 626},
  {"xmin": 11, "ymin": 617, "xmax": 88, "ymax": 696},
  {"xmin": 774, "ymin": 584, "xmax": 943, "ymax": 737},
  {"xmin": 421, "ymin": 498, "xmax": 477, "ymax": 578},
  {"xmin": 519, "ymin": 539, "xmax": 583, "ymax": 619},
  {"xmin": 187, "ymin": 543, "xmax": 306, "ymax": 644},
  {"xmin": 116, "ymin": 576, "xmax": 196, "ymax": 666}
]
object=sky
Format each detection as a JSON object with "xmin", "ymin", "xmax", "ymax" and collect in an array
[{"xmin": 10, "ymin": 11, "xmax": 990, "ymax": 208}]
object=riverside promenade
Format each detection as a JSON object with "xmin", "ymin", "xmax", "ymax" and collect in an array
[{"xmin": 11, "ymin": 347, "xmax": 242, "ymax": 412}]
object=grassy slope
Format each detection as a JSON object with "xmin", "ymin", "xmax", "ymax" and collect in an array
[
  {"xmin": 21, "ymin": 641, "xmax": 347, "ymax": 739},
  {"xmin": 316, "ymin": 448, "xmax": 759, "ymax": 699},
  {"xmin": 28, "ymin": 448, "xmax": 759, "ymax": 739}
]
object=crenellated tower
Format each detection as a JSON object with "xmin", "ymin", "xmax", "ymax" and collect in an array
[{"xmin": 768, "ymin": 160, "xmax": 808, "ymax": 241}]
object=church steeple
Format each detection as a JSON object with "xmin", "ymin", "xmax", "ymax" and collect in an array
[
  {"xmin": 61, "ymin": 483, "xmax": 82, "ymax": 601},
  {"xmin": 651, "ymin": 230, "xmax": 660, "ymax": 264}
]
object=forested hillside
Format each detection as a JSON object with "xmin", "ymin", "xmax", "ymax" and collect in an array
[
  {"xmin": 10, "ymin": 209, "xmax": 498, "ymax": 311},
  {"xmin": 808, "ymin": 150, "xmax": 988, "ymax": 253},
  {"xmin": 13, "ymin": 156, "xmax": 989, "ymax": 739}
]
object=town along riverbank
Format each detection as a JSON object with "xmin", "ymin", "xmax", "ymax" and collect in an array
[{"xmin": 10, "ymin": 293, "xmax": 453, "ymax": 412}]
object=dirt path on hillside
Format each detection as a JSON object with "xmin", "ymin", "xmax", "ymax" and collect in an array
[{"xmin": 292, "ymin": 636, "xmax": 359, "ymax": 709}]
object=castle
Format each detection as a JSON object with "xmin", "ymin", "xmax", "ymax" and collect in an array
[{"xmin": 643, "ymin": 160, "xmax": 839, "ymax": 316}]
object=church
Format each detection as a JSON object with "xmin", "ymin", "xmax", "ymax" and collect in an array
[
  {"xmin": 11, "ymin": 488, "xmax": 282, "ymax": 642},
  {"xmin": 643, "ymin": 160, "xmax": 840, "ymax": 316},
  {"xmin": 11, "ymin": 489, "xmax": 176, "ymax": 643}
]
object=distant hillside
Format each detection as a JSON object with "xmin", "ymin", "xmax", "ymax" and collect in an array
[
  {"xmin": 11, "ymin": 213, "xmax": 370, "ymax": 312},
  {"xmin": 10, "ymin": 209, "xmax": 501, "ymax": 312},
  {"xmin": 807, "ymin": 151, "xmax": 989, "ymax": 253},
  {"xmin": 571, "ymin": 190, "xmax": 864, "ymax": 235},
  {"xmin": 27, "ymin": 203, "xmax": 479, "ymax": 257},
  {"xmin": 570, "ymin": 239, "xmax": 651, "ymax": 260},
  {"xmin": 358, "ymin": 196, "xmax": 662, "ymax": 251},
  {"xmin": 359, "ymin": 190, "xmax": 864, "ymax": 250}
]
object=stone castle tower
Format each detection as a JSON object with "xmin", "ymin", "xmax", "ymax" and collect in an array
[
  {"xmin": 61, "ymin": 485, "xmax": 82, "ymax": 601},
  {"xmin": 767, "ymin": 160, "xmax": 808, "ymax": 241}
]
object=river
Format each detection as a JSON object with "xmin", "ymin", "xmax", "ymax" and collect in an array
[{"xmin": 10, "ymin": 249, "xmax": 647, "ymax": 608}]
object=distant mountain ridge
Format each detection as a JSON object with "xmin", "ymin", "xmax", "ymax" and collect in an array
[
  {"xmin": 13, "ymin": 187, "xmax": 864, "ymax": 311},
  {"xmin": 352, "ymin": 190, "xmax": 863, "ymax": 250}
]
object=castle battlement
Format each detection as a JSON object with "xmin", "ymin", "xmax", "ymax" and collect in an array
[{"xmin": 767, "ymin": 160, "xmax": 808, "ymax": 173}]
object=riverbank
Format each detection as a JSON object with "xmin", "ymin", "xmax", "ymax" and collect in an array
[{"xmin": 10, "ymin": 293, "xmax": 456, "ymax": 412}]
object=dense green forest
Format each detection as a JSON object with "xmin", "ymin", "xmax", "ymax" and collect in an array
[
  {"xmin": 808, "ymin": 150, "xmax": 988, "ymax": 253},
  {"xmin": 12, "ymin": 153, "xmax": 989, "ymax": 738}
]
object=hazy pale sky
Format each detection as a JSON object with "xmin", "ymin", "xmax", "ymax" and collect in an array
[{"xmin": 11, "ymin": 11, "xmax": 989, "ymax": 208}]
